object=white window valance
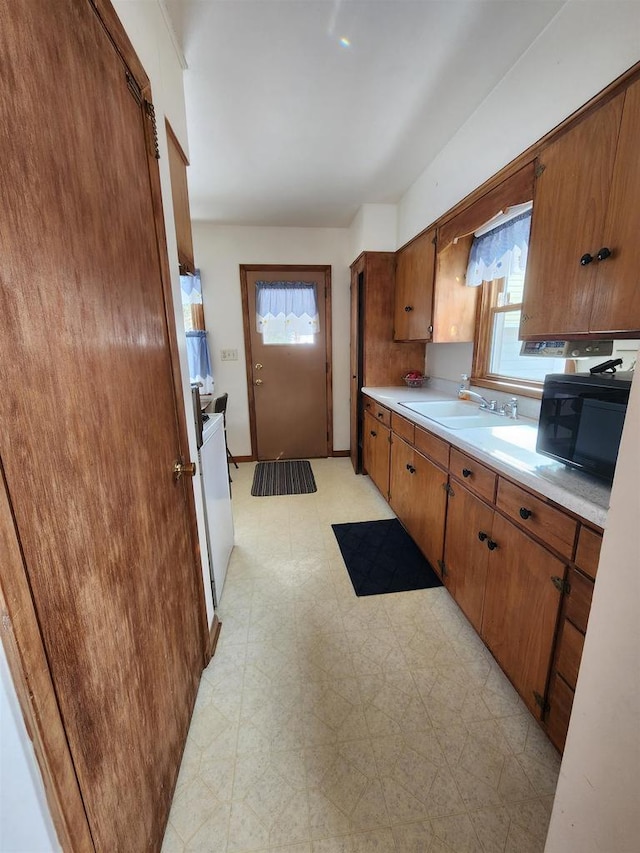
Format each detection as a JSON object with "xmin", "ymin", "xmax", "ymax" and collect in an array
[
  {"xmin": 466, "ymin": 205, "xmax": 532, "ymax": 287},
  {"xmin": 256, "ymin": 281, "xmax": 319, "ymax": 339}
]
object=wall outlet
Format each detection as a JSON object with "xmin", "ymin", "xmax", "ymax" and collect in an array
[{"xmin": 220, "ymin": 348, "xmax": 238, "ymax": 362}]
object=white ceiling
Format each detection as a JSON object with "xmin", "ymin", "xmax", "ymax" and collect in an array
[{"xmin": 166, "ymin": 1, "xmax": 564, "ymax": 228}]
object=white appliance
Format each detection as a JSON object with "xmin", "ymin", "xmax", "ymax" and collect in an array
[{"xmin": 199, "ymin": 413, "xmax": 234, "ymax": 606}]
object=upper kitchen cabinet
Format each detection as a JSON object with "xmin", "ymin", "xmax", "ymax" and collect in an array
[
  {"xmin": 166, "ymin": 122, "xmax": 196, "ymax": 275},
  {"xmin": 394, "ymin": 227, "xmax": 436, "ymax": 341},
  {"xmin": 521, "ymin": 78, "xmax": 640, "ymax": 339}
]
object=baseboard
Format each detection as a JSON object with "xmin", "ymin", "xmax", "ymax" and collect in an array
[
  {"xmin": 331, "ymin": 450, "xmax": 350, "ymax": 457},
  {"xmin": 205, "ymin": 615, "xmax": 222, "ymax": 666}
]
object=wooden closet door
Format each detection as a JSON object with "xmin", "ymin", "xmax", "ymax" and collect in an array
[{"xmin": 0, "ymin": 2, "xmax": 203, "ymax": 850}]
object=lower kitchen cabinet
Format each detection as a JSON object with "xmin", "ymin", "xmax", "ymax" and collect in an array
[
  {"xmin": 363, "ymin": 410, "xmax": 390, "ymax": 498},
  {"xmin": 481, "ymin": 513, "xmax": 564, "ymax": 719},
  {"xmin": 360, "ymin": 397, "xmax": 601, "ymax": 749},
  {"xmin": 442, "ymin": 482, "xmax": 493, "ymax": 632},
  {"xmin": 389, "ymin": 434, "xmax": 448, "ymax": 570}
]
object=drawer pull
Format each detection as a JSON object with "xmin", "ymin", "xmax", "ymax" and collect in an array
[
  {"xmin": 487, "ymin": 539, "xmax": 498, "ymax": 551},
  {"xmin": 478, "ymin": 531, "xmax": 488, "ymax": 542},
  {"xmin": 370, "ymin": 430, "xmax": 377, "ymax": 437},
  {"xmin": 404, "ymin": 305, "xmax": 414, "ymax": 312},
  {"xmin": 519, "ymin": 507, "xmax": 532, "ymax": 520},
  {"xmin": 462, "ymin": 468, "xmax": 472, "ymax": 478},
  {"xmin": 377, "ymin": 412, "xmax": 384, "ymax": 419}
]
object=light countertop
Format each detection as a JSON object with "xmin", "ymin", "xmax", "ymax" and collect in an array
[{"xmin": 362, "ymin": 386, "xmax": 610, "ymax": 529}]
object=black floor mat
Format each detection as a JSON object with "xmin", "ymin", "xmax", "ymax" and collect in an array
[{"xmin": 331, "ymin": 518, "xmax": 443, "ymax": 596}]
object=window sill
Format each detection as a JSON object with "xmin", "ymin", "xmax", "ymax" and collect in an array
[{"xmin": 472, "ymin": 377, "xmax": 543, "ymax": 400}]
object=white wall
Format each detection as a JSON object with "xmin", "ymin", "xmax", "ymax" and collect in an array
[
  {"xmin": 398, "ymin": 1, "xmax": 640, "ymax": 246},
  {"xmin": 192, "ymin": 224, "xmax": 352, "ymax": 455},
  {"xmin": 0, "ymin": 647, "xmax": 59, "ymax": 852},
  {"xmin": 348, "ymin": 203, "xmax": 398, "ymax": 260}
]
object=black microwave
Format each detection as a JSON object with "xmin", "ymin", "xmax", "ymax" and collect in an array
[{"xmin": 537, "ymin": 372, "xmax": 633, "ymax": 484}]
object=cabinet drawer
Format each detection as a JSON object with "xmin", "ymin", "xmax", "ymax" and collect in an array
[
  {"xmin": 546, "ymin": 672, "xmax": 574, "ymax": 753},
  {"xmin": 575, "ymin": 526, "xmax": 602, "ymax": 580},
  {"xmin": 391, "ymin": 412, "xmax": 415, "ymax": 444},
  {"xmin": 496, "ymin": 479, "xmax": 577, "ymax": 560},
  {"xmin": 363, "ymin": 397, "xmax": 391, "ymax": 428},
  {"xmin": 449, "ymin": 449, "xmax": 496, "ymax": 503},
  {"xmin": 556, "ymin": 620, "xmax": 585, "ymax": 690},
  {"xmin": 414, "ymin": 426, "xmax": 449, "ymax": 470},
  {"xmin": 565, "ymin": 568, "xmax": 594, "ymax": 634}
]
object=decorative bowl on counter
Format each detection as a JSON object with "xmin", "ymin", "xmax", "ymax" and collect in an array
[{"xmin": 403, "ymin": 373, "xmax": 428, "ymax": 388}]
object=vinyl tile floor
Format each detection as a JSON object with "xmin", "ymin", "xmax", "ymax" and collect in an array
[{"xmin": 162, "ymin": 458, "xmax": 560, "ymax": 853}]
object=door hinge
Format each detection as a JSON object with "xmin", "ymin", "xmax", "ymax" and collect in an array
[
  {"xmin": 437, "ymin": 559, "xmax": 447, "ymax": 577},
  {"xmin": 125, "ymin": 70, "xmax": 143, "ymax": 106},
  {"xmin": 551, "ymin": 575, "xmax": 570, "ymax": 594},
  {"xmin": 144, "ymin": 99, "xmax": 160, "ymax": 159},
  {"xmin": 533, "ymin": 691, "xmax": 549, "ymax": 713},
  {"xmin": 535, "ymin": 162, "xmax": 546, "ymax": 179},
  {"xmin": 443, "ymin": 482, "xmax": 455, "ymax": 497}
]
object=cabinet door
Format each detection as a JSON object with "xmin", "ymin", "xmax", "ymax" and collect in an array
[
  {"xmin": 363, "ymin": 412, "xmax": 390, "ymax": 497},
  {"xmin": 432, "ymin": 235, "xmax": 478, "ymax": 343},
  {"xmin": 443, "ymin": 483, "xmax": 493, "ymax": 632},
  {"xmin": 389, "ymin": 434, "xmax": 415, "ymax": 529},
  {"xmin": 394, "ymin": 228, "xmax": 435, "ymax": 341},
  {"xmin": 410, "ymin": 449, "xmax": 448, "ymax": 570},
  {"xmin": 520, "ymin": 93, "xmax": 624, "ymax": 339},
  {"xmin": 482, "ymin": 515, "xmax": 564, "ymax": 718},
  {"xmin": 590, "ymin": 78, "xmax": 640, "ymax": 334}
]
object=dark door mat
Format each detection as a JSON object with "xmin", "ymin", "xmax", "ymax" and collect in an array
[
  {"xmin": 251, "ymin": 460, "xmax": 317, "ymax": 496},
  {"xmin": 331, "ymin": 518, "xmax": 443, "ymax": 596}
]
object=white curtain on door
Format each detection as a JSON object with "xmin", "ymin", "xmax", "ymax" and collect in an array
[{"xmin": 255, "ymin": 281, "xmax": 319, "ymax": 339}]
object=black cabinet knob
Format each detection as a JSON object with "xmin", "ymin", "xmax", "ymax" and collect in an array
[
  {"xmin": 406, "ymin": 464, "xmax": 416, "ymax": 474},
  {"xmin": 478, "ymin": 531, "xmax": 488, "ymax": 542},
  {"xmin": 580, "ymin": 253, "xmax": 594, "ymax": 266},
  {"xmin": 370, "ymin": 430, "xmax": 377, "ymax": 437},
  {"xmin": 597, "ymin": 247, "xmax": 612, "ymax": 261},
  {"xmin": 462, "ymin": 468, "xmax": 472, "ymax": 478},
  {"xmin": 404, "ymin": 305, "xmax": 414, "ymax": 312},
  {"xmin": 487, "ymin": 539, "xmax": 498, "ymax": 551},
  {"xmin": 519, "ymin": 507, "xmax": 532, "ymax": 520},
  {"xmin": 377, "ymin": 412, "xmax": 383, "ymax": 418}
]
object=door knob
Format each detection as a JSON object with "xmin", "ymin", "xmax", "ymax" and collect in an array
[
  {"xmin": 255, "ymin": 363, "xmax": 263, "ymax": 369},
  {"xmin": 254, "ymin": 378, "xmax": 263, "ymax": 385},
  {"xmin": 173, "ymin": 460, "xmax": 196, "ymax": 481}
]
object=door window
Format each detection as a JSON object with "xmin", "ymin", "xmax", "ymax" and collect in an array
[{"xmin": 256, "ymin": 281, "xmax": 319, "ymax": 344}]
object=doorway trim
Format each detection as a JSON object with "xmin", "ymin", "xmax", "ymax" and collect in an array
[{"xmin": 240, "ymin": 265, "xmax": 333, "ymax": 460}]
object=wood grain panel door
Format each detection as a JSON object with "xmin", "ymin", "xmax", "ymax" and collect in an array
[
  {"xmin": 591, "ymin": 77, "xmax": 640, "ymax": 333},
  {"xmin": 363, "ymin": 412, "xmax": 390, "ymax": 498},
  {"xmin": 520, "ymin": 94, "xmax": 624, "ymax": 338},
  {"xmin": 0, "ymin": 2, "xmax": 203, "ymax": 849},
  {"xmin": 443, "ymin": 484, "xmax": 493, "ymax": 630},
  {"xmin": 394, "ymin": 229, "xmax": 436, "ymax": 341},
  {"xmin": 481, "ymin": 516, "xmax": 563, "ymax": 718},
  {"xmin": 242, "ymin": 266, "xmax": 331, "ymax": 460},
  {"xmin": 410, "ymin": 450, "xmax": 448, "ymax": 571},
  {"xmin": 389, "ymin": 435, "xmax": 416, "ymax": 532}
]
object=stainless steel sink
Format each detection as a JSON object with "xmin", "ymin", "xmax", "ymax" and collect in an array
[{"xmin": 399, "ymin": 399, "xmax": 522, "ymax": 429}]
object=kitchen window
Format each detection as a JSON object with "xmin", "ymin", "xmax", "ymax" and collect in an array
[{"xmin": 469, "ymin": 205, "xmax": 565, "ymax": 396}]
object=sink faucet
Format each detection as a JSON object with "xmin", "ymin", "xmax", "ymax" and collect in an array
[
  {"xmin": 458, "ymin": 388, "xmax": 496, "ymax": 410},
  {"xmin": 501, "ymin": 397, "xmax": 519, "ymax": 419}
]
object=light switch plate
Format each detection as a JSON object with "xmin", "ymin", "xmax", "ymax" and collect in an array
[{"xmin": 220, "ymin": 348, "xmax": 238, "ymax": 361}]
